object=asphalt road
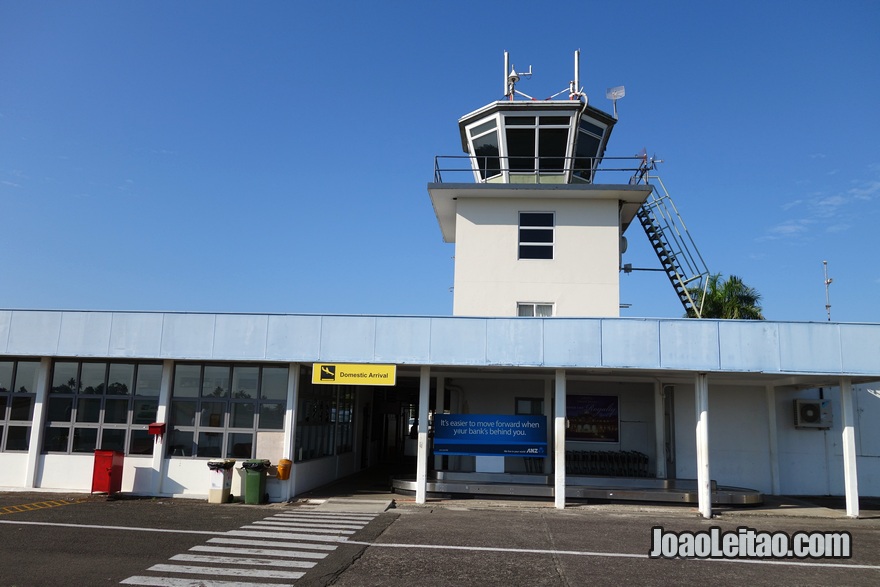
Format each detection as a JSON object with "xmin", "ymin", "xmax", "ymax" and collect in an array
[{"xmin": 1, "ymin": 492, "xmax": 879, "ymax": 586}]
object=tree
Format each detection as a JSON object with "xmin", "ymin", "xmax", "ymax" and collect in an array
[{"xmin": 687, "ymin": 273, "xmax": 765, "ymax": 319}]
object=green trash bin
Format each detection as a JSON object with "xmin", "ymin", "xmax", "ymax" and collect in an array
[{"xmin": 241, "ymin": 459, "xmax": 271, "ymax": 504}]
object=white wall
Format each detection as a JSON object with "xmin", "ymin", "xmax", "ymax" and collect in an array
[{"xmin": 452, "ymin": 198, "xmax": 621, "ymax": 317}]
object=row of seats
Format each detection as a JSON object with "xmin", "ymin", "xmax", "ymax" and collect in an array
[{"xmin": 565, "ymin": 450, "xmax": 650, "ymax": 477}]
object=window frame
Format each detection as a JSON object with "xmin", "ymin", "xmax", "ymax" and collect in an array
[
  {"xmin": 168, "ymin": 362, "xmax": 289, "ymax": 459},
  {"xmin": 517, "ymin": 303, "xmax": 554, "ymax": 317},
  {"xmin": 0, "ymin": 359, "xmax": 40, "ymax": 452},
  {"xmin": 43, "ymin": 360, "xmax": 162, "ymax": 455},
  {"xmin": 518, "ymin": 211, "xmax": 555, "ymax": 260}
]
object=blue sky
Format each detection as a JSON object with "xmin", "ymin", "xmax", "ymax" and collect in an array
[{"xmin": 1, "ymin": 1, "xmax": 878, "ymax": 322}]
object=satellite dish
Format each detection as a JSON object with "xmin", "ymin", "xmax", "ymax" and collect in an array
[{"xmin": 606, "ymin": 86, "xmax": 625, "ymax": 100}]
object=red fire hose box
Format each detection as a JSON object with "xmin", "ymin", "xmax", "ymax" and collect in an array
[{"xmin": 91, "ymin": 449, "xmax": 124, "ymax": 495}]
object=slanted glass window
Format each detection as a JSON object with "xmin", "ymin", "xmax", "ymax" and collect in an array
[
  {"xmin": 468, "ymin": 118, "xmax": 501, "ymax": 180},
  {"xmin": 0, "ymin": 359, "xmax": 40, "ymax": 452},
  {"xmin": 168, "ymin": 363, "xmax": 289, "ymax": 459},
  {"xmin": 43, "ymin": 361, "xmax": 161, "ymax": 455},
  {"xmin": 517, "ymin": 303, "xmax": 554, "ymax": 317},
  {"xmin": 573, "ymin": 116, "xmax": 607, "ymax": 182},
  {"xmin": 519, "ymin": 212, "xmax": 554, "ymax": 259}
]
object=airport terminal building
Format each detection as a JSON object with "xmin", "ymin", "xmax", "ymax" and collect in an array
[{"xmin": 1, "ymin": 54, "xmax": 878, "ymax": 518}]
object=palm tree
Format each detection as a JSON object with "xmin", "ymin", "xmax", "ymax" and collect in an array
[{"xmin": 687, "ymin": 274, "xmax": 765, "ymax": 319}]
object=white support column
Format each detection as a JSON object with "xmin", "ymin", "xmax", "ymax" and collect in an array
[
  {"xmin": 415, "ymin": 366, "xmax": 431, "ymax": 504},
  {"xmin": 150, "ymin": 359, "xmax": 174, "ymax": 496},
  {"xmin": 695, "ymin": 373, "xmax": 712, "ymax": 519},
  {"xmin": 24, "ymin": 357, "xmax": 51, "ymax": 488},
  {"xmin": 840, "ymin": 377, "xmax": 860, "ymax": 518},
  {"xmin": 765, "ymin": 385, "xmax": 781, "ymax": 496},
  {"xmin": 654, "ymin": 381, "xmax": 667, "ymax": 479},
  {"xmin": 282, "ymin": 363, "xmax": 300, "ymax": 501},
  {"xmin": 554, "ymin": 369, "xmax": 567, "ymax": 509}
]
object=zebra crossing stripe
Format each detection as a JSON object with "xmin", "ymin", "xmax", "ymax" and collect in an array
[
  {"xmin": 170, "ymin": 553, "xmax": 316, "ymax": 568},
  {"xmin": 122, "ymin": 577, "xmax": 294, "ymax": 587},
  {"xmin": 190, "ymin": 545, "xmax": 329, "ymax": 559},
  {"xmin": 146, "ymin": 564, "xmax": 305, "ymax": 580},
  {"xmin": 207, "ymin": 537, "xmax": 338, "ymax": 551},
  {"xmin": 225, "ymin": 529, "xmax": 348, "ymax": 542},
  {"xmin": 244, "ymin": 523, "xmax": 356, "ymax": 534},
  {"xmin": 256, "ymin": 519, "xmax": 367, "ymax": 530}
]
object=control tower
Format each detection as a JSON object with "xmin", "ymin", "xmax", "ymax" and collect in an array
[{"xmin": 428, "ymin": 52, "xmax": 653, "ymax": 317}]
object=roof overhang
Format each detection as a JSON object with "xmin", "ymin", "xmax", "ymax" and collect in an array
[{"xmin": 427, "ymin": 182, "xmax": 653, "ymax": 243}]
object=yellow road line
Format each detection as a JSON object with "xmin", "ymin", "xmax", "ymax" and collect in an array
[{"xmin": 0, "ymin": 498, "xmax": 87, "ymax": 515}]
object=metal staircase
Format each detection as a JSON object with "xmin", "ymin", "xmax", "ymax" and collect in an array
[{"xmin": 631, "ymin": 159, "xmax": 710, "ymax": 318}]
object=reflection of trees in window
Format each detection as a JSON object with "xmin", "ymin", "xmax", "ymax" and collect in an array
[
  {"xmin": 169, "ymin": 363, "xmax": 289, "ymax": 459},
  {"xmin": 0, "ymin": 359, "xmax": 39, "ymax": 452},
  {"xmin": 42, "ymin": 361, "xmax": 160, "ymax": 455}
]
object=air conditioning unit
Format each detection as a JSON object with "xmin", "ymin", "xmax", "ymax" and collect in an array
[{"xmin": 794, "ymin": 399, "xmax": 832, "ymax": 429}]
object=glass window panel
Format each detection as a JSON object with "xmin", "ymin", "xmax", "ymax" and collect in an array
[
  {"xmin": 506, "ymin": 128, "xmax": 535, "ymax": 171},
  {"xmin": 76, "ymin": 398, "xmax": 102, "ymax": 423},
  {"xmin": 129, "ymin": 429, "xmax": 153, "ymax": 455},
  {"xmin": 200, "ymin": 401, "xmax": 226, "ymax": 427},
  {"xmin": 133, "ymin": 399, "xmax": 158, "ymax": 425},
  {"xmin": 520, "ymin": 212, "xmax": 554, "ymax": 227},
  {"xmin": 170, "ymin": 400, "xmax": 196, "ymax": 427},
  {"xmin": 136, "ymin": 364, "xmax": 162, "ymax": 397},
  {"xmin": 535, "ymin": 304, "xmax": 553, "ymax": 317},
  {"xmin": 0, "ymin": 361, "xmax": 12, "ymax": 393},
  {"xmin": 542, "ymin": 116, "xmax": 571, "ymax": 125},
  {"xmin": 10, "ymin": 396, "xmax": 33, "ymax": 420},
  {"xmin": 101, "ymin": 429, "xmax": 126, "ymax": 452},
  {"xmin": 47, "ymin": 397, "xmax": 73, "ymax": 422},
  {"xmin": 230, "ymin": 403, "xmax": 255, "ymax": 428},
  {"xmin": 469, "ymin": 119, "xmax": 496, "ymax": 136},
  {"xmin": 173, "ymin": 365, "xmax": 201, "ymax": 398},
  {"xmin": 13, "ymin": 361, "xmax": 39, "ymax": 393},
  {"xmin": 574, "ymin": 131, "xmax": 602, "ymax": 181},
  {"xmin": 107, "ymin": 363, "xmax": 134, "ymax": 395},
  {"xmin": 52, "ymin": 362, "xmax": 79, "ymax": 393},
  {"xmin": 72, "ymin": 428, "xmax": 98, "ymax": 452},
  {"xmin": 227, "ymin": 432, "xmax": 253, "ymax": 458},
  {"xmin": 517, "ymin": 304, "xmax": 535, "ymax": 317},
  {"xmin": 261, "ymin": 367, "xmax": 288, "ymax": 400},
  {"xmin": 538, "ymin": 127, "xmax": 569, "ymax": 171},
  {"xmin": 43, "ymin": 427, "xmax": 69, "ymax": 452},
  {"xmin": 231, "ymin": 366, "xmax": 259, "ymax": 399},
  {"xmin": 0, "ymin": 396, "xmax": 6, "ymax": 417},
  {"xmin": 202, "ymin": 365, "xmax": 229, "ymax": 398},
  {"xmin": 80, "ymin": 362, "xmax": 107, "ymax": 394},
  {"xmin": 519, "ymin": 228, "xmax": 554, "ymax": 243},
  {"xmin": 6, "ymin": 426, "xmax": 29, "ymax": 451},
  {"xmin": 519, "ymin": 245, "xmax": 553, "ymax": 259},
  {"xmin": 506, "ymin": 116, "xmax": 535, "ymax": 125},
  {"xmin": 197, "ymin": 432, "xmax": 223, "ymax": 458},
  {"xmin": 167, "ymin": 430, "xmax": 194, "ymax": 457},
  {"xmin": 104, "ymin": 398, "xmax": 129, "ymax": 424},
  {"xmin": 259, "ymin": 404, "xmax": 285, "ymax": 430},
  {"xmin": 579, "ymin": 118, "xmax": 605, "ymax": 136},
  {"xmin": 473, "ymin": 132, "xmax": 500, "ymax": 179}
]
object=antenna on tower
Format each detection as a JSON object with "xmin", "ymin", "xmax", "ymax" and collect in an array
[
  {"xmin": 823, "ymin": 260, "xmax": 833, "ymax": 321},
  {"xmin": 503, "ymin": 51, "xmax": 532, "ymax": 100}
]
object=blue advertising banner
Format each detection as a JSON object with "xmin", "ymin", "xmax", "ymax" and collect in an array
[{"xmin": 433, "ymin": 414, "xmax": 547, "ymax": 457}]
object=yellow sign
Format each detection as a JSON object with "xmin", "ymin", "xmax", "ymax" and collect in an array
[{"xmin": 312, "ymin": 363, "xmax": 397, "ymax": 386}]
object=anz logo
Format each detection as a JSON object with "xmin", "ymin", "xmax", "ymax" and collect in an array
[{"xmin": 525, "ymin": 448, "xmax": 541, "ymax": 454}]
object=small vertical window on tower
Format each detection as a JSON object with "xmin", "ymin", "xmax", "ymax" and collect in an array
[
  {"xmin": 519, "ymin": 212, "xmax": 554, "ymax": 259},
  {"xmin": 573, "ymin": 117, "xmax": 606, "ymax": 182}
]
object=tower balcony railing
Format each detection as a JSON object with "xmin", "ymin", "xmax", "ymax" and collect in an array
[{"xmin": 432, "ymin": 155, "xmax": 648, "ymax": 185}]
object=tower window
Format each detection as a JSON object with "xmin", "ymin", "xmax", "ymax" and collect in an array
[
  {"xmin": 519, "ymin": 212, "xmax": 554, "ymax": 259},
  {"xmin": 517, "ymin": 303, "xmax": 554, "ymax": 317}
]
